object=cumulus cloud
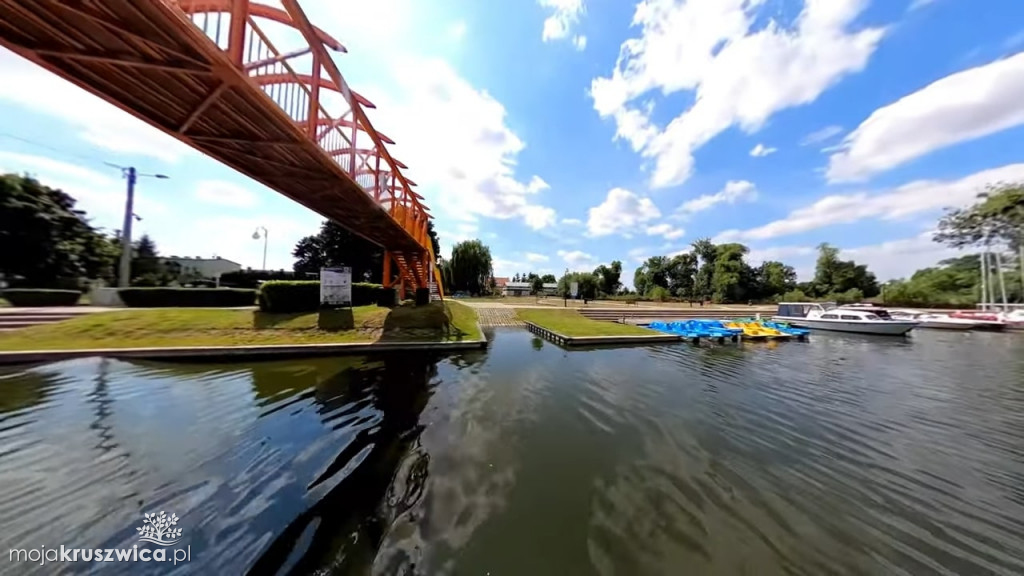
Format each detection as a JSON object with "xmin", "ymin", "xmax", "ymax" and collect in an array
[
  {"xmin": 558, "ymin": 249, "xmax": 597, "ymax": 269},
  {"xmin": 645, "ymin": 223, "xmax": 685, "ymax": 240},
  {"xmin": 587, "ymin": 187, "xmax": 661, "ymax": 237},
  {"xmin": 827, "ymin": 52, "xmax": 1024, "ymax": 182},
  {"xmin": 591, "ymin": 0, "xmax": 884, "ymax": 189},
  {"xmin": 750, "ymin": 143, "xmax": 777, "ymax": 157},
  {"xmin": 677, "ymin": 180, "xmax": 757, "ymax": 216},
  {"xmin": 367, "ymin": 59, "xmax": 557, "ymax": 230},
  {"xmin": 540, "ymin": 0, "xmax": 586, "ymax": 43},
  {"xmin": 716, "ymin": 163, "xmax": 1024, "ymax": 242},
  {"xmin": 525, "ymin": 252, "xmax": 550, "ymax": 263},
  {"xmin": 801, "ymin": 125, "xmax": 844, "ymax": 146}
]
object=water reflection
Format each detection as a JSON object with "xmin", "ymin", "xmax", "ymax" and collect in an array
[{"xmin": 0, "ymin": 330, "xmax": 1023, "ymax": 575}]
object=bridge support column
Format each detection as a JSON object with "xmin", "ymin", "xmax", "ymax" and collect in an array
[{"xmin": 383, "ymin": 250, "xmax": 392, "ymax": 288}]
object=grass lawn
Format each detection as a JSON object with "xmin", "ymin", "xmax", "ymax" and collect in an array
[
  {"xmin": 516, "ymin": 309, "xmax": 660, "ymax": 337},
  {"xmin": 0, "ymin": 301, "xmax": 481, "ymax": 351}
]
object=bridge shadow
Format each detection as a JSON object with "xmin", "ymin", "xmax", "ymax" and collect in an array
[
  {"xmin": 251, "ymin": 309, "xmax": 355, "ymax": 331},
  {"xmin": 377, "ymin": 302, "xmax": 471, "ymax": 343}
]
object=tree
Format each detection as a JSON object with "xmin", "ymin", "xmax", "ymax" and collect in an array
[
  {"xmin": 811, "ymin": 243, "xmax": 879, "ymax": 298},
  {"xmin": 446, "ymin": 239, "xmax": 493, "ymax": 295},
  {"xmin": 530, "ymin": 275, "xmax": 544, "ymax": 294},
  {"xmin": 293, "ymin": 221, "xmax": 384, "ymax": 283},
  {"xmin": 633, "ymin": 256, "xmax": 670, "ymax": 297},
  {"xmin": 666, "ymin": 252, "xmax": 698, "ymax": 299},
  {"xmin": 540, "ymin": 273, "xmax": 556, "ymax": 283},
  {"xmin": 558, "ymin": 271, "xmax": 598, "ymax": 299},
  {"xmin": 754, "ymin": 261, "xmax": 797, "ymax": 300},
  {"xmin": 593, "ymin": 260, "xmax": 622, "ymax": 296},
  {"xmin": 692, "ymin": 238, "xmax": 717, "ymax": 301},
  {"xmin": 711, "ymin": 243, "xmax": 753, "ymax": 303},
  {"xmin": 0, "ymin": 173, "xmax": 118, "ymax": 287}
]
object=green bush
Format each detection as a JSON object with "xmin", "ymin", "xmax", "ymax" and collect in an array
[
  {"xmin": 1, "ymin": 289, "xmax": 81, "ymax": 307},
  {"xmin": 118, "ymin": 288, "xmax": 256, "ymax": 307},
  {"xmin": 258, "ymin": 281, "xmax": 390, "ymax": 312},
  {"xmin": 258, "ymin": 281, "xmax": 320, "ymax": 313},
  {"xmin": 648, "ymin": 286, "xmax": 670, "ymax": 302}
]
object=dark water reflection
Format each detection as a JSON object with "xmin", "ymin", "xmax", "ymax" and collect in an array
[{"xmin": 1, "ymin": 329, "xmax": 1023, "ymax": 575}]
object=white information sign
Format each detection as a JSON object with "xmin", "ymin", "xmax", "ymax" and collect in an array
[
  {"xmin": 320, "ymin": 266, "xmax": 352, "ymax": 306},
  {"xmin": 570, "ymin": 281, "xmax": 579, "ymax": 297}
]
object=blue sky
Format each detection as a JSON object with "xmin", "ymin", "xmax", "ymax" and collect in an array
[{"xmin": 2, "ymin": 0, "xmax": 1024, "ymax": 286}]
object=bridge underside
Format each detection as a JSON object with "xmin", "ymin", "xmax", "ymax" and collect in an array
[{"xmin": 0, "ymin": 0, "xmax": 424, "ymax": 254}]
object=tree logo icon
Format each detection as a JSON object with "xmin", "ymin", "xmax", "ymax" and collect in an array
[{"xmin": 136, "ymin": 511, "xmax": 183, "ymax": 546}]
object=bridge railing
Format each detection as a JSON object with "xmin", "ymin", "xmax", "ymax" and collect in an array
[{"xmin": 173, "ymin": 1, "xmax": 435, "ymax": 261}]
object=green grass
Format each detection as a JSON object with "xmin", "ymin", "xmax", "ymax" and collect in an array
[
  {"xmin": 516, "ymin": 309, "xmax": 661, "ymax": 337},
  {"xmin": 0, "ymin": 301, "xmax": 481, "ymax": 351}
]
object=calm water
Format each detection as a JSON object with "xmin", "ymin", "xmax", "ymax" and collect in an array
[{"xmin": 2, "ymin": 329, "xmax": 1024, "ymax": 575}]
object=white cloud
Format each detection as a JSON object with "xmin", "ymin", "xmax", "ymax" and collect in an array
[
  {"xmin": 750, "ymin": 143, "xmax": 777, "ymax": 157},
  {"xmin": 645, "ymin": 223, "xmax": 685, "ymax": 240},
  {"xmin": 450, "ymin": 20, "xmax": 467, "ymax": 41},
  {"xmin": 587, "ymin": 187, "xmax": 661, "ymax": 237},
  {"xmin": 194, "ymin": 180, "xmax": 259, "ymax": 208},
  {"xmin": 540, "ymin": 0, "xmax": 585, "ymax": 43},
  {"xmin": 558, "ymin": 249, "xmax": 597, "ymax": 270},
  {"xmin": 801, "ymin": 125, "xmax": 844, "ymax": 146},
  {"xmin": 716, "ymin": 163, "xmax": 1024, "ymax": 242},
  {"xmin": 0, "ymin": 152, "xmax": 168, "ymax": 227},
  {"xmin": 827, "ymin": 52, "xmax": 1024, "ymax": 182},
  {"xmin": 0, "ymin": 49, "xmax": 193, "ymax": 163},
  {"xmin": 590, "ymin": 0, "xmax": 884, "ymax": 189},
  {"xmin": 677, "ymin": 180, "xmax": 757, "ymax": 216},
  {"xmin": 843, "ymin": 231, "xmax": 959, "ymax": 281},
  {"xmin": 525, "ymin": 252, "xmax": 550, "ymax": 263},
  {"xmin": 908, "ymin": 0, "xmax": 937, "ymax": 11},
  {"xmin": 561, "ymin": 218, "xmax": 583, "ymax": 226},
  {"xmin": 573, "ymin": 35, "xmax": 588, "ymax": 51},
  {"xmin": 366, "ymin": 59, "xmax": 557, "ymax": 231}
]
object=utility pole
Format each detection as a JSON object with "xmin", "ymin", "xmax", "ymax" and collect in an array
[
  {"xmin": 253, "ymin": 226, "xmax": 268, "ymax": 270},
  {"xmin": 112, "ymin": 165, "xmax": 168, "ymax": 287},
  {"xmin": 118, "ymin": 167, "xmax": 136, "ymax": 288}
]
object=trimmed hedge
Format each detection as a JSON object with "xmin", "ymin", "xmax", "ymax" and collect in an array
[
  {"xmin": 1, "ymin": 289, "xmax": 81, "ymax": 307},
  {"xmin": 118, "ymin": 288, "xmax": 256, "ymax": 308},
  {"xmin": 258, "ymin": 281, "xmax": 320, "ymax": 313},
  {"xmin": 258, "ymin": 281, "xmax": 392, "ymax": 312}
]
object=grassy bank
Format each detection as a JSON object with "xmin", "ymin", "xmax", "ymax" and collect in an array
[
  {"xmin": 0, "ymin": 301, "xmax": 481, "ymax": 351},
  {"xmin": 516, "ymin": 309, "xmax": 659, "ymax": 337}
]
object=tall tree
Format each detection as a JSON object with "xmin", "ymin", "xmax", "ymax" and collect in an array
[
  {"xmin": 593, "ymin": 260, "xmax": 623, "ymax": 295},
  {"xmin": 666, "ymin": 252, "xmax": 698, "ymax": 299},
  {"xmin": 692, "ymin": 238, "xmax": 717, "ymax": 301},
  {"xmin": 446, "ymin": 239, "xmax": 493, "ymax": 295},
  {"xmin": 633, "ymin": 256, "xmax": 670, "ymax": 297},
  {"xmin": 558, "ymin": 271, "xmax": 598, "ymax": 299},
  {"xmin": 754, "ymin": 260, "xmax": 797, "ymax": 300},
  {"xmin": 812, "ymin": 243, "xmax": 879, "ymax": 298},
  {"xmin": 0, "ymin": 173, "xmax": 118, "ymax": 286},
  {"xmin": 540, "ymin": 273, "xmax": 557, "ymax": 283},
  {"xmin": 711, "ymin": 243, "xmax": 753, "ymax": 303},
  {"xmin": 293, "ymin": 221, "xmax": 384, "ymax": 283}
]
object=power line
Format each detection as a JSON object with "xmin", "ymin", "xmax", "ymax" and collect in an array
[{"xmin": 0, "ymin": 130, "xmax": 111, "ymax": 169}]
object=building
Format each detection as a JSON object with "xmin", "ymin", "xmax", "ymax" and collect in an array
[
  {"xmin": 492, "ymin": 277, "xmax": 509, "ymax": 293},
  {"xmin": 164, "ymin": 256, "xmax": 242, "ymax": 281},
  {"xmin": 541, "ymin": 282, "xmax": 558, "ymax": 296},
  {"xmin": 503, "ymin": 281, "xmax": 532, "ymax": 297}
]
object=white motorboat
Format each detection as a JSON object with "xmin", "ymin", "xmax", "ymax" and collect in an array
[
  {"xmin": 773, "ymin": 302, "xmax": 919, "ymax": 335},
  {"xmin": 888, "ymin": 309, "xmax": 977, "ymax": 330}
]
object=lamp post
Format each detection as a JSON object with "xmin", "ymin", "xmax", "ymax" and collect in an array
[
  {"xmin": 253, "ymin": 226, "xmax": 268, "ymax": 270},
  {"xmin": 112, "ymin": 165, "xmax": 168, "ymax": 287}
]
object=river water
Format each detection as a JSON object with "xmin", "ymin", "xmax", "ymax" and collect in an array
[{"xmin": 1, "ymin": 329, "xmax": 1023, "ymax": 575}]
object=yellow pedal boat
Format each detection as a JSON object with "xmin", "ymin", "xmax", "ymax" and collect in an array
[{"xmin": 723, "ymin": 321, "xmax": 793, "ymax": 340}]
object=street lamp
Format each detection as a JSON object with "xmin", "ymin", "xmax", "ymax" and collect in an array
[
  {"xmin": 109, "ymin": 164, "xmax": 169, "ymax": 288},
  {"xmin": 253, "ymin": 226, "xmax": 268, "ymax": 270}
]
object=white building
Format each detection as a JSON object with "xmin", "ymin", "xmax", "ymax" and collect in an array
[
  {"xmin": 164, "ymin": 256, "xmax": 242, "ymax": 281},
  {"xmin": 503, "ymin": 281, "xmax": 532, "ymax": 297}
]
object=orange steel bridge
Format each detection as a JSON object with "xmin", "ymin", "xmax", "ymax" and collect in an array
[{"xmin": 0, "ymin": 0, "xmax": 442, "ymax": 299}]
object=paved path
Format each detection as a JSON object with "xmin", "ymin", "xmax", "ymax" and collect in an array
[{"xmin": 472, "ymin": 306, "xmax": 524, "ymax": 327}]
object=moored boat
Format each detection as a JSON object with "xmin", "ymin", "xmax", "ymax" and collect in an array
[
  {"xmin": 773, "ymin": 302, "xmax": 919, "ymax": 336},
  {"xmin": 888, "ymin": 309, "xmax": 978, "ymax": 330}
]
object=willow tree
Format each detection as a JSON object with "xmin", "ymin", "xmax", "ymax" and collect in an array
[
  {"xmin": 446, "ymin": 239, "xmax": 493, "ymax": 295},
  {"xmin": 935, "ymin": 183, "xmax": 1024, "ymax": 301}
]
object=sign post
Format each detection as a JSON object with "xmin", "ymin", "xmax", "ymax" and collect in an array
[
  {"xmin": 570, "ymin": 281, "xmax": 579, "ymax": 299},
  {"xmin": 320, "ymin": 266, "xmax": 352, "ymax": 307}
]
